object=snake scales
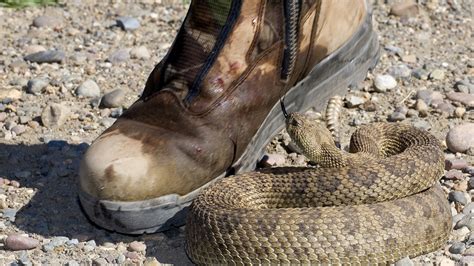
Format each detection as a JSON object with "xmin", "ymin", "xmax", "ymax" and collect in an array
[{"xmin": 186, "ymin": 112, "xmax": 452, "ymax": 264}]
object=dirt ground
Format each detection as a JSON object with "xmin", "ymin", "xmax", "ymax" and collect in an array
[{"xmin": 0, "ymin": 0, "xmax": 473, "ymax": 264}]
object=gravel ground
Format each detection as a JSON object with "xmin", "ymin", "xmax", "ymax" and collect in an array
[{"xmin": 0, "ymin": 0, "xmax": 473, "ymax": 265}]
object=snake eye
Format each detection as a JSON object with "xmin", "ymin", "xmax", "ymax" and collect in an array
[{"xmin": 291, "ymin": 118, "xmax": 299, "ymax": 126}]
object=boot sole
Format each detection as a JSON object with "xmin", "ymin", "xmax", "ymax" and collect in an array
[{"xmin": 79, "ymin": 10, "xmax": 380, "ymax": 234}]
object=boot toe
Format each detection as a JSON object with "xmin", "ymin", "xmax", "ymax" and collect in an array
[
  {"xmin": 78, "ymin": 122, "xmax": 200, "ymax": 233},
  {"xmin": 80, "ymin": 131, "xmax": 154, "ymax": 201}
]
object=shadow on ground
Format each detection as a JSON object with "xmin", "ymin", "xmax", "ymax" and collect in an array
[{"xmin": 0, "ymin": 142, "xmax": 192, "ymax": 265}]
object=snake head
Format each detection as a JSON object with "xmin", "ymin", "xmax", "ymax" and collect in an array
[{"xmin": 285, "ymin": 113, "xmax": 337, "ymax": 162}]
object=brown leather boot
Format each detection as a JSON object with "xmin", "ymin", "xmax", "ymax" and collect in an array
[{"xmin": 79, "ymin": 0, "xmax": 379, "ymax": 234}]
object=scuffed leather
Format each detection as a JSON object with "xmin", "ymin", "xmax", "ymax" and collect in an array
[{"xmin": 80, "ymin": 0, "xmax": 367, "ymax": 201}]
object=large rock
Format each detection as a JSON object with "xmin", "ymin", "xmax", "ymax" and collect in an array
[
  {"xmin": 447, "ymin": 92, "xmax": 474, "ymax": 108},
  {"xmin": 76, "ymin": 80, "xmax": 100, "ymax": 98},
  {"xmin": 24, "ymin": 50, "xmax": 66, "ymax": 64},
  {"xmin": 41, "ymin": 103, "xmax": 70, "ymax": 128},
  {"xmin": 5, "ymin": 234, "xmax": 39, "ymax": 251},
  {"xmin": 446, "ymin": 123, "xmax": 474, "ymax": 153}
]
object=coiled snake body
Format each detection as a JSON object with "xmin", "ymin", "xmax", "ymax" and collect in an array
[{"xmin": 186, "ymin": 113, "xmax": 452, "ymax": 264}]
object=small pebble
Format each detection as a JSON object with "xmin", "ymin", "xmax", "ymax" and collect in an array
[
  {"xmin": 345, "ymin": 95, "xmax": 366, "ymax": 108},
  {"xmin": 435, "ymin": 102, "xmax": 454, "ymax": 116},
  {"xmin": 465, "ymin": 232, "xmax": 474, "ymax": 246},
  {"xmin": 455, "ymin": 80, "xmax": 474, "ymax": 94},
  {"xmin": 90, "ymin": 97, "xmax": 102, "ymax": 108},
  {"xmin": 374, "ymin": 74, "xmax": 397, "ymax": 92},
  {"xmin": 110, "ymin": 107, "xmax": 123, "ymax": 118},
  {"xmin": 453, "ymin": 227, "xmax": 470, "ymax": 239},
  {"xmin": 467, "ymin": 166, "xmax": 474, "ymax": 176},
  {"xmin": 390, "ymin": 1, "xmax": 419, "ymax": 17},
  {"xmin": 412, "ymin": 69, "xmax": 429, "ymax": 80},
  {"xmin": 384, "ymin": 44, "xmax": 403, "ymax": 55},
  {"xmin": 5, "ymin": 234, "xmax": 39, "ymax": 251},
  {"xmin": 92, "ymin": 258, "xmax": 108, "ymax": 266},
  {"xmin": 444, "ymin": 169, "xmax": 464, "ymax": 180},
  {"xmin": 116, "ymin": 17, "xmax": 140, "ymax": 31},
  {"xmin": 66, "ymin": 239, "xmax": 79, "ymax": 246},
  {"xmin": 2, "ymin": 208, "xmax": 17, "ymax": 222},
  {"xmin": 24, "ymin": 50, "xmax": 66, "ymax": 64},
  {"xmin": 5, "ymin": 121, "xmax": 17, "ymax": 130},
  {"xmin": 50, "ymin": 236, "xmax": 69, "ymax": 247},
  {"xmin": 86, "ymin": 240, "xmax": 97, "ymax": 248},
  {"xmin": 11, "ymin": 125, "xmax": 26, "ymax": 135},
  {"xmin": 19, "ymin": 116, "xmax": 31, "ymax": 124},
  {"xmin": 108, "ymin": 49, "xmax": 130, "ymax": 64},
  {"xmin": 445, "ymin": 158, "xmax": 468, "ymax": 170},
  {"xmin": 124, "ymin": 251, "xmax": 140, "ymax": 260},
  {"xmin": 116, "ymin": 254, "xmax": 126, "ymax": 264},
  {"xmin": 429, "ymin": 69, "xmax": 445, "ymax": 80},
  {"xmin": 446, "ymin": 123, "xmax": 474, "ymax": 153},
  {"xmin": 76, "ymin": 80, "xmax": 100, "ymax": 98},
  {"xmin": 415, "ymin": 99, "xmax": 429, "ymax": 117},
  {"xmin": 395, "ymin": 105, "xmax": 408, "ymax": 115},
  {"xmin": 42, "ymin": 242, "xmax": 55, "ymax": 252},
  {"xmin": 27, "ymin": 78, "xmax": 49, "ymax": 95},
  {"xmin": 416, "ymin": 90, "xmax": 443, "ymax": 106},
  {"xmin": 449, "ymin": 191, "xmax": 468, "ymax": 205},
  {"xmin": 469, "ymin": 179, "xmax": 474, "ymax": 191},
  {"xmin": 388, "ymin": 64, "xmax": 411, "ymax": 78},
  {"xmin": 32, "ymin": 15, "xmax": 63, "ymax": 28},
  {"xmin": 448, "ymin": 242, "xmax": 466, "ymax": 254},
  {"xmin": 128, "ymin": 241, "xmax": 146, "ymax": 252},
  {"xmin": 388, "ymin": 112, "xmax": 406, "ymax": 122},
  {"xmin": 130, "ymin": 46, "xmax": 151, "ymax": 59},
  {"xmin": 70, "ymin": 52, "xmax": 88, "ymax": 65},
  {"xmin": 261, "ymin": 154, "xmax": 286, "ymax": 167},
  {"xmin": 101, "ymin": 89, "xmax": 125, "ymax": 108},
  {"xmin": 454, "ymin": 107, "xmax": 466, "ymax": 118}
]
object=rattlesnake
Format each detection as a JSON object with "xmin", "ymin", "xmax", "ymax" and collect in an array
[{"xmin": 185, "ymin": 110, "xmax": 452, "ymax": 264}]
